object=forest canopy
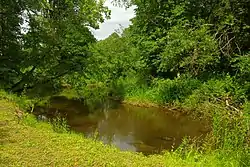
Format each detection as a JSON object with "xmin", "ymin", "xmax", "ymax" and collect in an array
[{"xmin": 1, "ymin": 0, "xmax": 250, "ymax": 105}]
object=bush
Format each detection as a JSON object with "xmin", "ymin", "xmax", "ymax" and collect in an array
[
  {"xmin": 183, "ymin": 76, "xmax": 247, "ymax": 113},
  {"xmin": 78, "ymin": 81, "xmax": 109, "ymax": 110},
  {"xmin": 151, "ymin": 76, "xmax": 201, "ymax": 104},
  {"xmin": 115, "ymin": 76, "xmax": 148, "ymax": 98},
  {"xmin": 233, "ymin": 52, "xmax": 250, "ymax": 83},
  {"xmin": 116, "ymin": 75, "xmax": 202, "ymax": 106},
  {"xmin": 0, "ymin": 90, "xmax": 35, "ymax": 111}
]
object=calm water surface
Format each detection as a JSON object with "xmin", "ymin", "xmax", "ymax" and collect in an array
[{"xmin": 35, "ymin": 96, "xmax": 210, "ymax": 154}]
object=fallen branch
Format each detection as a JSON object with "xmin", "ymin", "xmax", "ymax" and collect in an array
[
  {"xmin": 215, "ymin": 98, "xmax": 242, "ymax": 115},
  {"xmin": 225, "ymin": 100, "xmax": 239, "ymax": 112}
]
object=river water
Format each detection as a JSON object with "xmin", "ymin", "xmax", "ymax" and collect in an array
[{"xmin": 34, "ymin": 96, "xmax": 209, "ymax": 155}]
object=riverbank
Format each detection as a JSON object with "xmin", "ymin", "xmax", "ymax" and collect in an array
[
  {"xmin": 56, "ymin": 89, "xmax": 185, "ymax": 113},
  {"xmin": 122, "ymin": 99, "xmax": 186, "ymax": 114},
  {"xmin": 1, "ymin": 96, "xmax": 249, "ymax": 167},
  {"xmin": 0, "ymin": 99, "xmax": 166, "ymax": 166}
]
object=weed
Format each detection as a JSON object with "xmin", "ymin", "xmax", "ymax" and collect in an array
[{"xmin": 51, "ymin": 117, "xmax": 70, "ymax": 133}]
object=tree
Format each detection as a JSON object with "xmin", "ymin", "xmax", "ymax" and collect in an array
[
  {"xmin": 0, "ymin": 0, "xmax": 110, "ymax": 93},
  {"xmin": 0, "ymin": 0, "xmax": 24, "ymax": 87},
  {"xmin": 120, "ymin": 0, "xmax": 250, "ymax": 78},
  {"xmin": 86, "ymin": 32, "xmax": 143, "ymax": 83}
]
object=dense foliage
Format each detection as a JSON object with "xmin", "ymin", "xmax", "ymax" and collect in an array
[
  {"xmin": 1, "ymin": 0, "xmax": 109, "ymax": 94},
  {"xmin": 76, "ymin": 0, "xmax": 250, "ymax": 110},
  {"xmin": 1, "ymin": 0, "xmax": 250, "ymax": 166},
  {"xmin": 2, "ymin": 0, "xmax": 249, "ymax": 103}
]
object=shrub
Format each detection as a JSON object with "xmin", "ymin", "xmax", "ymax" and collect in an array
[
  {"xmin": 115, "ymin": 76, "xmax": 148, "ymax": 98},
  {"xmin": 183, "ymin": 76, "xmax": 247, "ymax": 113},
  {"xmin": 151, "ymin": 76, "xmax": 201, "ymax": 104},
  {"xmin": 0, "ymin": 90, "xmax": 34, "ymax": 110}
]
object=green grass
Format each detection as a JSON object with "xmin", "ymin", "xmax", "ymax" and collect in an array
[
  {"xmin": 0, "ymin": 100, "xmax": 164, "ymax": 167},
  {"xmin": 0, "ymin": 99, "xmax": 249, "ymax": 167},
  {"xmin": 57, "ymin": 89, "xmax": 81, "ymax": 100}
]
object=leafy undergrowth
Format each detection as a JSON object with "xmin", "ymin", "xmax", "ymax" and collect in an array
[{"xmin": 0, "ymin": 99, "xmax": 248, "ymax": 167}]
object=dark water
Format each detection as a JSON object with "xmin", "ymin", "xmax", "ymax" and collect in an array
[{"xmin": 35, "ymin": 96, "xmax": 210, "ymax": 154}]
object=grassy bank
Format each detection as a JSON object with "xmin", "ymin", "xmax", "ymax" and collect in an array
[
  {"xmin": 0, "ymin": 99, "xmax": 166, "ymax": 167},
  {"xmin": 0, "ymin": 95, "xmax": 250, "ymax": 166},
  {"xmin": 108, "ymin": 75, "xmax": 249, "ymax": 117}
]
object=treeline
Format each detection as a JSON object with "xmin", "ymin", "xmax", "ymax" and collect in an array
[
  {"xmin": 78, "ymin": 0, "xmax": 250, "ymax": 112},
  {"xmin": 1, "ymin": 0, "xmax": 250, "ymax": 113},
  {"xmin": 1, "ymin": 0, "xmax": 109, "ymax": 95},
  {"xmin": 83, "ymin": 1, "xmax": 250, "ymax": 162}
]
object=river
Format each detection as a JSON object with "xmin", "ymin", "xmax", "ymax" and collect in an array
[{"xmin": 34, "ymin": 96, "xmax": 210, "ymax": 155}]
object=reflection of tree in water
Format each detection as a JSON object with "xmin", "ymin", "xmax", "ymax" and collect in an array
[
  {"xmin": 95, "ymin": 106, "xmax": 165, "ymax": 153},
  {"xmin": 35, "ymin": 98, "xmax": 208, "ymax": 154},
  {"xmin": 95, "ymin": 105, "xmax": 207, "ymax": 153}
]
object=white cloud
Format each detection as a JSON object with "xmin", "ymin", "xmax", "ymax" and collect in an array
[{"xmin": 92, "ymin": 0, "xmax": 135, "ymax": 40}]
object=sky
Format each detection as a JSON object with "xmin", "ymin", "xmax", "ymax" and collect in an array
[
  {"xmin": 20, "ymin": 1, "xmax": 135, "ymax": 39},
  {"xmin": 92, "ymin": 1, "xmax": 135, "ymax": 40}
]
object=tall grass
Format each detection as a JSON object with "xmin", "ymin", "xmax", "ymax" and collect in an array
[
  {"xmin": 1, "ymin": 86, "xmax": 250, "ymax": 166},
  {"xmin": 51, "ymin": 117, "xmax": 70, "ymax": 133},
  {"xmin": 117, "ymin": 75, "xmax": 248, "ymax": 114},
  {"xmin": 0, "ymin": 90, "xmax": 34, "ymax": 110}
]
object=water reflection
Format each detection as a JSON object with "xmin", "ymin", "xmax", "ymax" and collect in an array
[{"xmin": 34, "ymin": 97, "xmax": 209, "ymax": 154}]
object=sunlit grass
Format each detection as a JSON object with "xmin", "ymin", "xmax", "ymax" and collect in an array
[
  {"xmin": 1, "ymin": 99, "xmax": 249, "ymax": 167},
  {"xmin": 57, "ymin": 89, "xmax": 80, "ymax": 100}
]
